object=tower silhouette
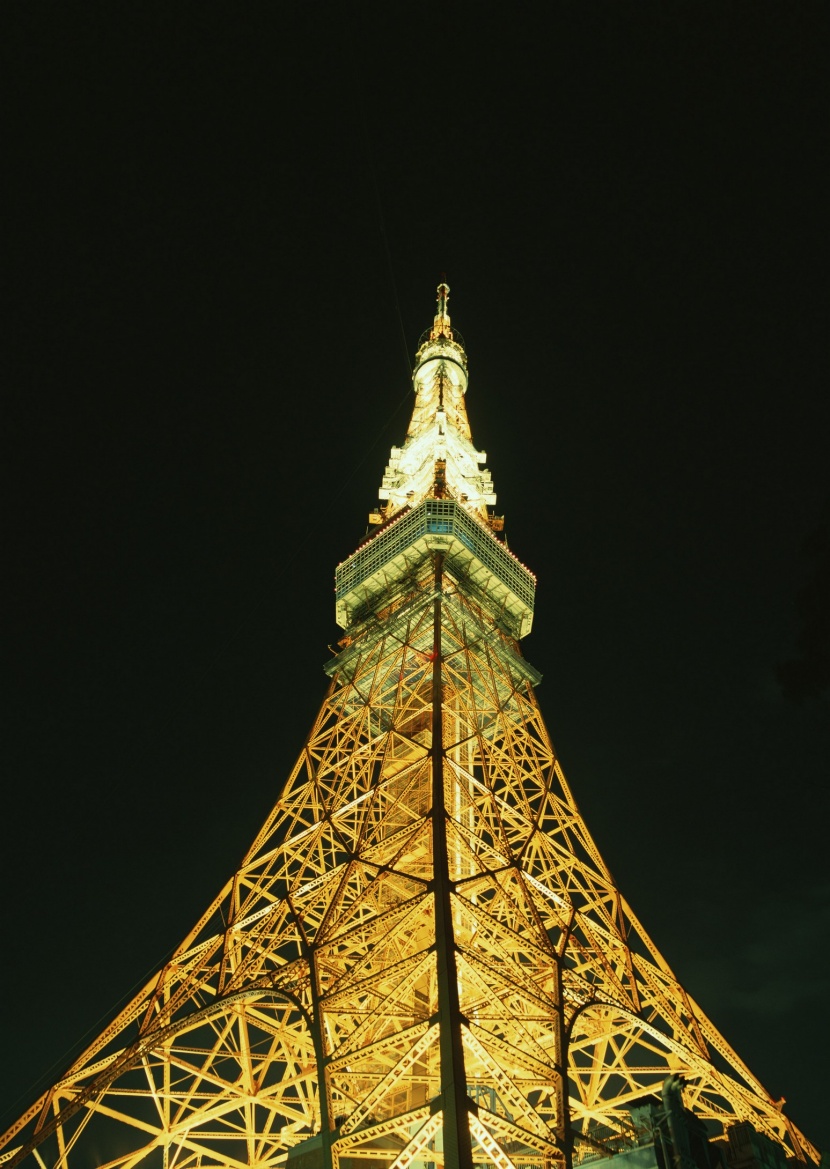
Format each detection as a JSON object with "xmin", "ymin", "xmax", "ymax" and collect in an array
[{"xmin": 1, "ymin": 286, "xmax": 817, "ymax": 1169}]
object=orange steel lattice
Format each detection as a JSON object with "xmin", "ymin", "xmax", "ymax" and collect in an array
[{"xmin": 0, "ymin": 286, "xmax": 818, "ymax": 1169}]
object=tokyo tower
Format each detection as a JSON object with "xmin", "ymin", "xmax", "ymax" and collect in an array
[{"xmin": 0, "ymin": 285, "xmax": 818, "ymax": 1169}]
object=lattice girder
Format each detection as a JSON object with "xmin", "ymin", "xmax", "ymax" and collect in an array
[{"xmin": 1, "ymin": 552, "xmax": 818, "ymax": 1169}]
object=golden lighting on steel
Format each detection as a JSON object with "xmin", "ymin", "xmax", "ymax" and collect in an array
[{"xmin": 0, "ymin": 284, "xmax": 817, "ymax": 1169}]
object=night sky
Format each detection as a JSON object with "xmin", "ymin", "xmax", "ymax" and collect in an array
[{"xmin": 3, "ymin": 2, "xmax": 829, "ymax": 1153}]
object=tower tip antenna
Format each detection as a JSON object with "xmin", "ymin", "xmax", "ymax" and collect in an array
[{"xmin": 433, "ymin": 278, "xmax": 452, "ymax": 340}]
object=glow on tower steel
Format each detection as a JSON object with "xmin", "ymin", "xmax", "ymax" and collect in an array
[
  {"xmin": 375, "ymin": 283, "xmax": 498, "ymax": 527},
  {"xmin": 0, "ymin": 284, "xmax": 819, "ymax": 1169}
]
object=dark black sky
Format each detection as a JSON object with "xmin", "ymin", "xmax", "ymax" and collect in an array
[{"xmin": 3, "ymin": 0, "xmax": 829, "ymax": 1153}]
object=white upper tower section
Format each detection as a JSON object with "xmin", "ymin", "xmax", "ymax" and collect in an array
[{"xmin": 376, "ymin": 283, "xmax": 497, "ymax": 525}]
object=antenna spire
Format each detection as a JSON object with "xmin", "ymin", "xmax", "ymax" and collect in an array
[{"xmin": 431, "ymin": 278, "xmax": 453, "ymax": 341}]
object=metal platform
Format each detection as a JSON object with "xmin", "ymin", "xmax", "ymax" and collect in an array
[{"xmin": 335, "ymin": 499, "xmax": 536, "ymax": 636}]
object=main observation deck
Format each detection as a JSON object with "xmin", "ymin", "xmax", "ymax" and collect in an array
[{"xmin": 335, "ymin": 499, "xmax": 536, "ymax": 638}]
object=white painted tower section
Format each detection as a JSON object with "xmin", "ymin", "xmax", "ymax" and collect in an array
[{"xmin": 376, "ymin": 284, "xmax": 497, "ymax": 524}]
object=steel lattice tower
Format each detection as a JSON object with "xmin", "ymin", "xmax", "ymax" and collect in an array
[{"xmin": 1, "ymin": 286, "xmax": 818, "ymax": 1169}]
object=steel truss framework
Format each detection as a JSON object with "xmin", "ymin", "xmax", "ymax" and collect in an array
[
  {"xmin": 0, "ymin": 554, "xmax": 817, "ymax": 1169},
  {"xmin": 2, "ymin": 285, "xmax": 818, "ymax": 1169}
]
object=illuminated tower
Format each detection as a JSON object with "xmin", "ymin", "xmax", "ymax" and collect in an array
[{"xmin": 0, "ymin": 285, "xmax": 818, "ymax": 1169}]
